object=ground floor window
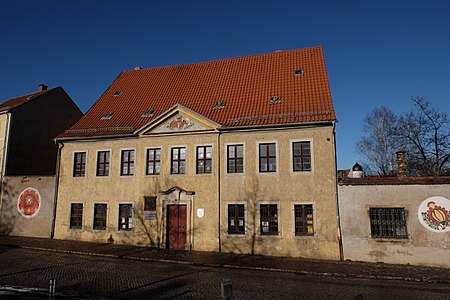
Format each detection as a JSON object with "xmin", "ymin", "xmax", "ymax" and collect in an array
[
  {"xmin": 118, "ymin": 204, "xmax": 133, "ymax": 231},
  {"xmin": 228, "ymin": 204, "xmax": 245, "ymax": 234},
  {"xmin": 294, "ymin": 204, "xmax": 314, "ymax": 236},
  {"xmin": 93, "ymin": 204, "xmax": 107, "ymax": 230},
  {"xmin": 69, "ymin": 203, "xmax": 83, "ymax": 229},
  {"xmin": 260, "ymin": 204, "xmax": 278, "ymax": 235},
  {"xmin": 369, "ymin": 207, "xmax": 408, "ymax": 239},
  {"xmin": 144, "ymin": 196, "xmax": 157, "ymax": 211}
]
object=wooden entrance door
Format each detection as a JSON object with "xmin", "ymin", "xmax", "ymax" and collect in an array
[{"xmin": 167, "ymin": 205, "xmax": 187, "ymax": 250}]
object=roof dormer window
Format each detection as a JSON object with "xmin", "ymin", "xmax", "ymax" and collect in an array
[
  {"xmin": 113, "ymin": 90, "xmax": 122, "ymax": 97},
  {"xmin": 213, "ymin": 101, "xmax": 225, "ymax": 109},
  {"xmin": 294, "ymin": 69, "xmax": 304, "ymax": 76},
  {"xmin": 269, "ymin": 96, "xmax": 280, "ymax": 104},
  {"xmin": 141, "ymin": 109, "xmax": 155, "ymax": 118},
  {"xmin": 101, "ymin": 112, "xmax": 113, "ymax": 120}
]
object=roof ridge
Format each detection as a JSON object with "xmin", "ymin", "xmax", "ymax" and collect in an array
[{"xmin": 124, "ymin": 46, "xmax": 323, "ymax": 73}]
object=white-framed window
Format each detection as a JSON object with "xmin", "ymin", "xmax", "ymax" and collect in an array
[
  {"xmin": 73, "ymin": 151, "xmax": 87, "ymax": 177},
  {"xmin": 259, "ymin": 203, "xmax": 279, "ymax": 235},
  {"xmin": 226, "ymin": 143, "xmax": 244, "ymax": 174},
  {"xmin": 294, "ymin": 203, "xmax": 315, "ymax": 236},
  {"xmin": 227, "ymin": 203, "xmax": 245, "ymax": 235},
  {"xmin": 118, "ymin": 203, "xmax": 133, "ymax": 231},
  {"xmin": 120, "ymin": 149, "xmax": 135, "ymax": 176},
  {"xmin": 146, "ymin": 148, "xmax": 161, "ymax": 175},
  {"xmin": 290, "ymin": 138, "xmax": 314, "ymax": 173},
  {"xmin": 196, "ymin": 145, "xmax": 213, "ymax": 174},
  {"xmin": 171, "ymin": 146, "xmax": 186, "ymax": 174},
  {"xmin": 96, "ymin": 150, "xmax": 111, "ymax": 177},
  {"xmin": 257, "ymin": 141, "xmax": 278, "ymax": 173},
  {"xmin": 93, "ymin": 203, "xmax": 107, "ymax": 230},
  {"xmin": 69, "ymin": 202, "xmax": 84, "ymax": 229}
]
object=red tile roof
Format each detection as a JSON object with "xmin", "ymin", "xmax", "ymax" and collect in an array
[
  {"xmin": 340, "ymin": 176, "xmax": 450, "ymax": 186},
  {"xmin": 59, "ymin": 46, "xmax": 336, "ymax": 139},
  {"xmin": 0, "ymin": 89, "xmax": 52, "ymax": 112}
]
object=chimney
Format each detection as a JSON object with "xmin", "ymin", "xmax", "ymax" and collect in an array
[
  {"xmin": 38, "ymin": 84, "xmax": 48, "ymax": 91},
  {"xmin": 396, "ymin": 151, "xmax": 407, "ymax": 177}
]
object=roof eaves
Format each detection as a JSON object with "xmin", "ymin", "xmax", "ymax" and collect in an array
[{"xmin": 55, "ymin": 133, "xmax": 135, "ymax": 142}]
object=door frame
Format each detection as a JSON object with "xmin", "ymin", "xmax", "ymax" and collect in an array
[{"xmin": 160, "ymin": 187, "xmax": 194, "ymax": 250}]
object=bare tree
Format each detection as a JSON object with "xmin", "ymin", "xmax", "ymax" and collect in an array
[
  {"xmin": 356, "ymin": 106, "xmax": 399, "ymax": 175},
  {"xmin": 396, "ymin": 97, "xmax": 450, "ymax": 176}
]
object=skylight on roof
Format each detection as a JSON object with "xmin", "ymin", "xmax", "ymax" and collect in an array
[
  {"xmin": 294, "ymin": 69, "xmax": 304, "ymax": 76},
  {"xmin": 269, "ymin": 96, "xmax": 280, "ymax": 104},
  {"xmin": 101, "ymin": 112, "xmax": 113, "ymax": 120},
  {"xmin": 213, "ymin": 101, "xmax": 225, "ymax": 109},
  {"xmin": 142, "ymin": 109, "xmax": 155, "ymax": 118},
  {"xmin": 113, "ymin": 90, "xmax": 122, "ymax": 97}
]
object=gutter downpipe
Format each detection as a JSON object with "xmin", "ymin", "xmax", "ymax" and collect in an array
[
  {"xmin": 50, "ymin": 140, "xmax": 64, "ymax": 239},
  {"xmin": 0, "ymin": 112, "xmax": 11, "ymax": 209},
  {"xmin": 217, "ymin": 130, "xmax": 222, "ymax": 252},
  {"xmin": 333, "ymin": 121, "xmax": 344, "ymax": 261}
]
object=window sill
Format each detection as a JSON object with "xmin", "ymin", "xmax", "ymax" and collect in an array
[{"xmin": 370, "ymin": 237, "xmax": 409, "ymax": 242}]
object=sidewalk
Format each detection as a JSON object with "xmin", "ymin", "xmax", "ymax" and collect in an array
[{"xmin": 1, "ymin": 235, "xmax": 449, "ymax": 284}]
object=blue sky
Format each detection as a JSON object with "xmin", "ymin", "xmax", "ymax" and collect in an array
[{"xmin": 1, "ymin": 0, "xmax": 449, "ymax": 170}]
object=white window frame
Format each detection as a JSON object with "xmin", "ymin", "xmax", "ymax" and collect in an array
[
  {"xmin": 119, "ymin": 148, "xmax": 136, "ymax": 177},
  {"xmin": 118, "ymin": 202, "xmax": 134, "ymax": 232},
  {"xmin": 258, "ymin": 201, "xmax": 281, "ymax": 237},
  {"xmin": 225, "ymin": 142, "xmax": 245, "ymax": 175},
  {"xmin": 225, "ymin": 201, "xmax": 248, "ymax": 236},
  {"xmin": 195, "ymin": 144, "xmax": 214, "ymax": 175},
  {"xmin": 256, "ymin": 141, "xmax": 279, "ymax": 174},
  {"xmin": 290, "ymin": 138, "xmax": 314, "ymax": 175},
  {"xmin": 292, "ymin": 201, "xmax": 317, "ymax": 238},
  {"xmin": 145, "ymin": 146, "xmax": 162, "ymax": 176},
  {"xmin": 95, "ymin": 149, "xmax": 111, "ymax": 178},
  {"xmin": 72, "ymin": 150, "xmax": 88, "ymax": 179},
  {"xmin": 169, "ymin": 145, "xmax": 188, "ymax": 176}
]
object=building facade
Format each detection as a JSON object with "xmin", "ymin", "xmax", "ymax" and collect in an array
[
  {"xmin": 0, "ymin": 85, "xmax": 83, "ymax": 237},
  {"xmin": 54, "ymin": 47, "xmax": 341, "ymax": 260},
  {"xmin": 339, "ymin": 164, "xmax": 450, "ymax": 268}
]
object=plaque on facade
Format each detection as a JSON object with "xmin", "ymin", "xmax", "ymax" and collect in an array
[
  {"xmin": 144, "ymin": 213, "xmax": 157, "ymax": 220},
  {"xmin": 418, "ymin": 196, "xmax": 450, "ymax": 233},
  {"xmin": 197, "ymin": 208, "xmax": 204, "ymax": 218},
  {"xmin": 17, "ymin": 187, "xmax": 41, "ymax": 218}
]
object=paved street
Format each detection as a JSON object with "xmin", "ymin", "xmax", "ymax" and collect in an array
[{"xmin": 1, "ymin": 246, "xmax": 449, "ymax": 299}]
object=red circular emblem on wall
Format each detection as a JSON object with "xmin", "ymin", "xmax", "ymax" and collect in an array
[{"xmin": 17, "ymin": 188, "xmax": 41, "ymax": 218}]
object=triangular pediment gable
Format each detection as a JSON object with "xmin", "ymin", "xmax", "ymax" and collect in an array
[{"xmin": 136, "ymin": 104, "xmax": 221, "ymax": 136}]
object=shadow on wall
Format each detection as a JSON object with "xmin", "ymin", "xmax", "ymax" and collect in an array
[
  {"xmin": 220, "ymin": 177, "xmax": 278, "ymax": 256},
  {"xmin": 0, "ymin": 180, "xmax": 19, "ymax": 236}
]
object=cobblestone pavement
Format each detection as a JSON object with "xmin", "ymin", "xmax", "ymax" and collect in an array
[
  {"xmin": 0, "ymin": 235, "xmax": 449, "ymax": 285},
  {"xmin": 1, "ymin": 246, "xmax": 450, "ymax": 300}
]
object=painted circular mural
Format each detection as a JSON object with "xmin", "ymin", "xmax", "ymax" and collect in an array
[
  {"xmin": 418, "ymin": 196, "xmax": 450, "ymax": 233},
  {"xmin": 17, "ymin": 188, "xmax": 41, "ymax": 218}
]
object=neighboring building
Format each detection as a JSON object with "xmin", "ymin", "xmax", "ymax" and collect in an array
[
  {"xmin": 0, "ymin": 85, "xmax": 83, "ymax": 237},
  {"xmin": 339, "ymin": 157, "xmax": 450, "ymax": 268},
  {"xmin": 54, "ymin": 47, "xmax": 341, "ymax": 260}
]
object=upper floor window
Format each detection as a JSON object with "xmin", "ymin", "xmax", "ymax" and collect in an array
[
  {"xmin": 369, "ymin": 208, "xmax": 408, "ymax": 239},
  {"xmin": 260, "ymin": 204, "xmax": 278, "ymax": 235},
  {"xmin": 196, "ymin": 146, "xmax": 212, "ymax": 174},
  {"xmin": 146, "ymin": 148, "xmax": 161, "ymax": 175},
  {"xmin": 227, "ymin": 144, "xmax": 243, "ymax": 173},
  {"xmin": 118, "ymin": 204, "xmax": 133, "ymax": 231},
  {"xmin": 293, "ymin": 141, "xmax": 311, "ymax": 171},
  {"xmin": 93, "ymin": 203, "xmax": 107, "ymax": 230},
  {"xmin": 259, "ymin": 143, "xmax": 276, "ymax": 172},
  {"xmin": 171, "ymin": 147, "xmax": 186, "ymax": 174},
  {"xmin": 294, "ymin": 204, "xmax": 314, "ymax": 236},
  {"xmin": 120, "ymin": 150, "xmax": 135, "ymax": 176},
  {"xmin": 73, "ymin": 152, "xmax": 86, "ymax": 177},
  {"xmin": 96, "ymin": 151, "xmax": 110, "ymax": 176}
]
